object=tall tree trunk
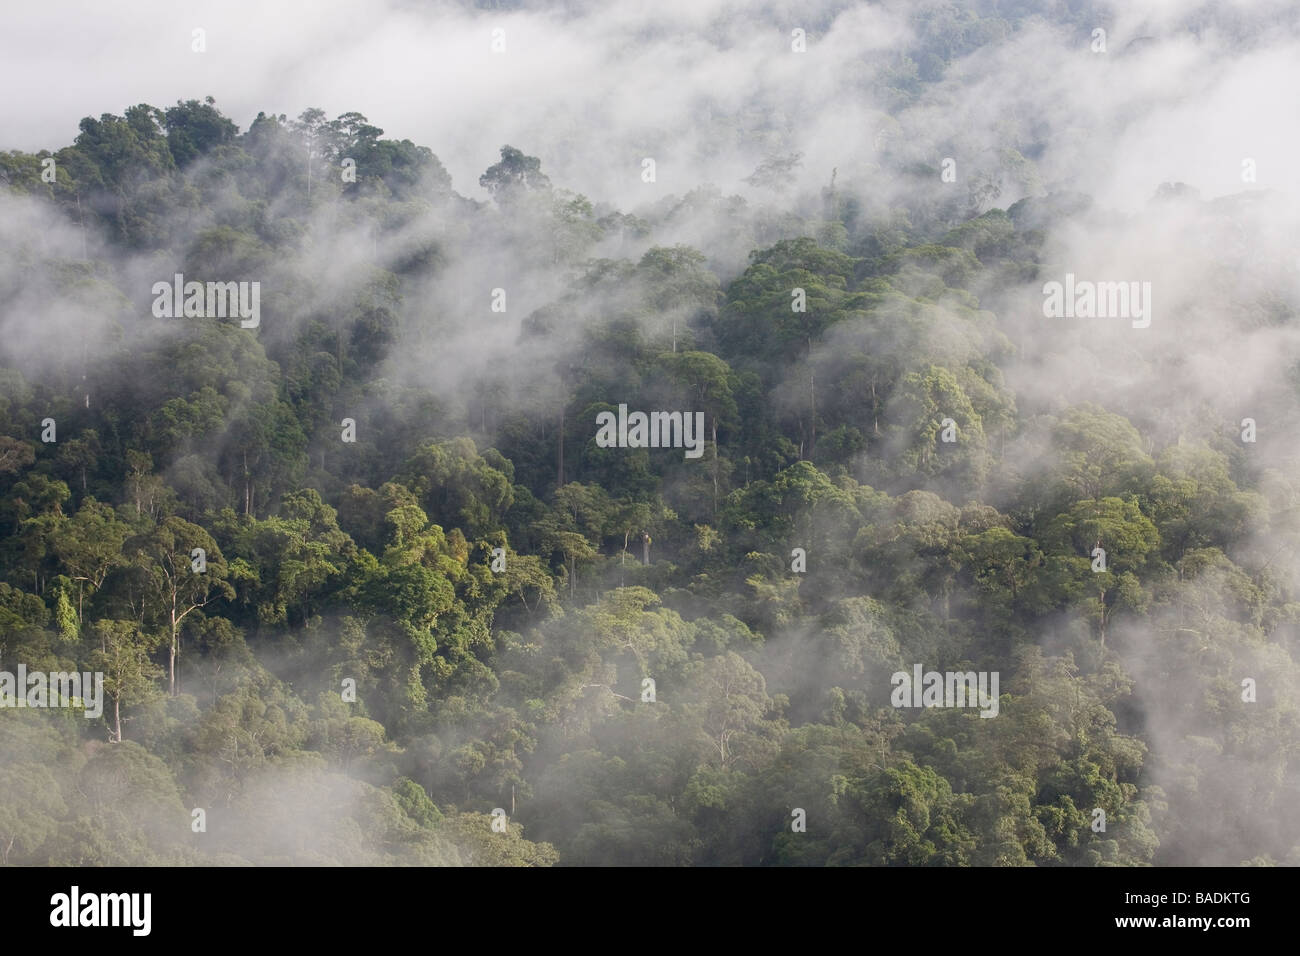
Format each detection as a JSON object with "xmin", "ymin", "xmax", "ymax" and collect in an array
[
  {"xmin": 76, "ymin": 194, "xmax": 88, "ymax": 260},
  {"xmin": 1099, "ymin": 592, "xmax": 1108, "ymax": 647},
  {"xmin": 170, "ymin": 600, "xmax": 179, "ymax": 697},
  {"xmin": 711, "ymin": 416, "xmax": 719, "ymax": 516},
  {"xmin": 557, "ymin": 406, "xmax": 565, "ymax": 490},
  {"xmin": 808, "ymin": 336, "xmax": 816, "ymax": 459},
  {"xmin": 872, "ymin": 379, "xmax": 880, "ymax": 435}
]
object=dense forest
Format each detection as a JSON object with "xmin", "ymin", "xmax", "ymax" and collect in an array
[{"xmin": 1, "ymin": 0, "xmax": 1299, "ymax": 867}]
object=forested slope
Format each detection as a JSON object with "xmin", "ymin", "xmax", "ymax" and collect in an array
[{"xmin": 2, "ymin": 5, "xmax": 1299, "ymax": 867}]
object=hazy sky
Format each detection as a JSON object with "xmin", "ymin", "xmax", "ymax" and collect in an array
[{"xmin": 4, "ymin": 0, "xmax": 1294, "ymax": 213}]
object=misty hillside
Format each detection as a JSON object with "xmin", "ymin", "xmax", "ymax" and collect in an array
[{"xmin": 1, "ymin": 0, "xmax": 1299, "ymax": 867}]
